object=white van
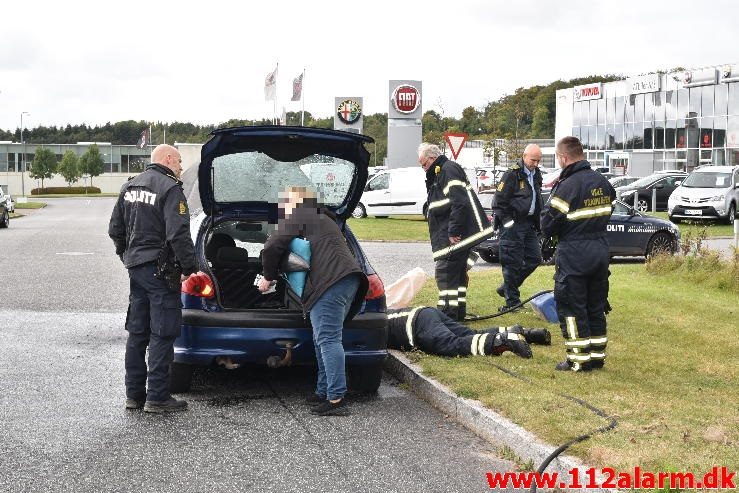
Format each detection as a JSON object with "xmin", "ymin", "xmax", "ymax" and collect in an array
[
  {"xmin": 352, "ymin": 167, "xmax": 428, "ymax": 218},
  {"xmin": 667, "ymin": 165, "xmax": 739, "ymax": 224}
]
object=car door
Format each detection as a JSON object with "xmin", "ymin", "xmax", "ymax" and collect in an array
[
  {"xmin": 362, "ymin": 172, "xmax": 393, "ymax": 216},
  {"xmin": 657, "ymin": 175, "xmax": 683, "ymax": 209},
  {"xmin": 607, "ymin": 201, "xmax": 647, "ymax": 256}
]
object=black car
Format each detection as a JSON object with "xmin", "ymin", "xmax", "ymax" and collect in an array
[
  {"xmin": 615, "ymin": 171, "xmax": 688, "ymax": 212},
  {"xmin": 474, "ymin": 199, "xmax": 680, "ymax": 263}
]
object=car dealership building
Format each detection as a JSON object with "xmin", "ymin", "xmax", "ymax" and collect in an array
[{"xmin": 555, "ymin": 63, "xmax": 739, "ymax": 177}]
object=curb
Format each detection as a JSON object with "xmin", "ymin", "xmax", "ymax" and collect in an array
[{"xmin": 384, "ymin": 350, "xmax": 616, "ymax": 493}]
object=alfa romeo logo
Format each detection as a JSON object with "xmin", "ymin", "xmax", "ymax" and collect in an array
[{"xmin": 337, "ymin": 99, "xmax": 362, "ymax": 124}]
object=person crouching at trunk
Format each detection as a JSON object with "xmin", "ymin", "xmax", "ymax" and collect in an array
[{"xmin": 258, "ymin": 186, "xmax": 368, "ymax": 416}]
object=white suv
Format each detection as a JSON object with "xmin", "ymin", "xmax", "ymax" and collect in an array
[
  {"xmin": 0, "ymin": 185, "xmax": 14, "ymax": 213},
  {"xmin": 668, "ymin": 166, "xmax": 739, "ymax": 224}
]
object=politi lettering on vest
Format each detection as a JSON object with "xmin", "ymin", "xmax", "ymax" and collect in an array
[{"xmin": 124, "ymin": 190, "xmax": 157, "ymax": 205}]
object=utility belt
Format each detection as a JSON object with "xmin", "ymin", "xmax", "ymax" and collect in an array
[{"xmin": 154, "ymin": 243, "xmax": 182, "ymax": 291}]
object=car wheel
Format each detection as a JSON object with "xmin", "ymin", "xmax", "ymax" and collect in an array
[
  {"xmin": 0, "ymin": 210, "xmax": 8, "ymax": 228},
  {"xmin": 348, "ymin": 364, "xmax": 383, "ymax": 394},
  {"xmin": 725, "ymin": 202, "xmax": 736, "ymax": 225},
  {"xmin": 636, "ymin": 197, "xmax": 649, "ymax": 213},
  {"xmin": 646, "ymin": 232, "xmax": 676, "ymax": 258},
  {"xmin": 479, "ymin": 250, "xmax": 498, "ymax": 264},
  {"xmin": 668, "ymin": 215, "xmax": 681, "ymax": 224},
  {"xmin": 170, "ymin": 362, "xmax": 194, "ymax": 393},
  {"xmin": 422, "ymin": 203, "xmax": 428, "ymax": 220},
  {"xmin": 351, "ymin": 203, "xmax": 366, "ymax": 219},
  {"xmin": 539, "ymin": 236, "xmax": 556, "ymax": 264}
]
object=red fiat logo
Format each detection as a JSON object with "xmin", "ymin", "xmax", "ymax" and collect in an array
[{"xmin": 392, "ymin": 85, "xmax": 420, "ymax": 114}]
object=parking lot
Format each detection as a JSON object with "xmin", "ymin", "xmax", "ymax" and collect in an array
[{"xmin": 0, "ymin": 198, "xmax": 517, "ymax": 493}]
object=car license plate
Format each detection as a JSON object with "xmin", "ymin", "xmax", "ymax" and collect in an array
[{"xmin": 685, "ymin": 209, "xmax": 702, "ymax": 215}]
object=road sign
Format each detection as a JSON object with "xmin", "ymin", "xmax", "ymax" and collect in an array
[{"xmin": 444, "ymin": 132, "xmax": 468, "ymax": 160}]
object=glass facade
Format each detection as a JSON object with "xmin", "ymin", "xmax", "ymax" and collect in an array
[{"xmin": 571, "ymin": 82, "xmax": 739, "ymax": 171}]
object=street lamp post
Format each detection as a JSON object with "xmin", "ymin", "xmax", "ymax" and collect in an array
[{"xmin": 20, "ymin": 111, "xmax": 30, "ymax": 197}]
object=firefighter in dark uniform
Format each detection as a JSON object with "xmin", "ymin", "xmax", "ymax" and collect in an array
[
  {"xmin": 491, "ymin": 144, "xmax": 544, "ymax": 311},
  {"xmin": 387, "ymin": 306, "xmax": 554, "ymax": 358},
  {"xmin": 109, "ymin": 144, "xmax": 199, "ymax": 412},
  {"xmin": 541, "ymin": 137, "xmax": 616, "ymax": 372},
  {"xmin": 418, "ymin": 143, "xmax": 495, "ymax": 321}
]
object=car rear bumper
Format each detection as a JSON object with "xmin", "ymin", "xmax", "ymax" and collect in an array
[{"xmin": 174, "ymin": 309, "xmax": 388, "ymax": 367}]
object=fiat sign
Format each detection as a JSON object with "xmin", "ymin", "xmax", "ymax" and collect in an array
[{"xmin": 392, "ymin": 84, "xmax": 420, "ymax": 114}]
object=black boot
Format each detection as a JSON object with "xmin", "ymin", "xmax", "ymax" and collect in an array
[
  {"xmin": 521, "ymin": 327, "xmax": 551, "ymax": 345},
  {"xmin": 486, "ymin": 326, "xmax": 532, "ymax": 358}
]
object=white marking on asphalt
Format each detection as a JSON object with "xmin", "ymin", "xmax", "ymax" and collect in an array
[{"xmin": 55, "ymin": 252, "xmax": 95, "ymax": 256}]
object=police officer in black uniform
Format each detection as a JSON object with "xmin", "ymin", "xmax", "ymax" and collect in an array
[
  {"xmin": 491, "ymin": 144, "xmax": 544, "ymax": 311},
  {"xmin": 387, "ymin": 306, "xmax": 545, "ymax": 358},
  {"xmin": 541, "ymin": 137, "xmax": 616, "ymax": 372},
  {"xmin": 419, "ymin": 143, "xmax": 494, "ymax": 321},
  {"xmin": 109, "ymin": 144, "xmax": 199, "ymax": 412}
]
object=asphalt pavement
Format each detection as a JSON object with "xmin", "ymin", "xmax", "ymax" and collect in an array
[{"xmin": 0, "ymin": 198, "xmax": 515, "ymax": 493}]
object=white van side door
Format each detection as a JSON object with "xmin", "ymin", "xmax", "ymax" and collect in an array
[{"xmin": 363, "ymin": 172, "xmax": 393, "ymax": 216}]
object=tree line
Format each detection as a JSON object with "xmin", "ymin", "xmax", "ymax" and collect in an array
[
  {"xmin": 29, "ymin": 145, "xmax": 105, "ymax": 189},
  {"xmin": 3, "ymin": 74, "xmax": 623, "ymax": 167}
]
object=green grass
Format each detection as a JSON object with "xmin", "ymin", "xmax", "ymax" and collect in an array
[
  {"xmin": 651, "ymin": 212, "xmax": 735, "ymax": 237},
  {"xmin": 408, "ymin": 262, "xmax": 739, "ymax": 473},
  {"xmin": 347, "ymin": 215, "xmax": 429, "ymax": 241},
  {"xmin": 14, "ymin": 201, "xmax": 47, "ymax": 209}
]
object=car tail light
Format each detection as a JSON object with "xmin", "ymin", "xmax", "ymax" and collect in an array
[
  {"xmin": 182, "ymin": 273, "xmax": 215, "ymax": 298},
  {"xmin": 365, "ymin": 273, "xmax": 385, "ymax": 300}
]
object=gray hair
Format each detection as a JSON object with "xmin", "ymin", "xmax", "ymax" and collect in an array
[{"xmin": 418, "ymin": 143, "xmax": 442, "ymax": 159}]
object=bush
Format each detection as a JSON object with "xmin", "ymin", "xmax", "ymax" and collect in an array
[{"xmin": 31, "ymin": 186, "xmax": 101, "ymax": 195}]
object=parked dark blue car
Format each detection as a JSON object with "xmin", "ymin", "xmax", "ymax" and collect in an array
[
  {"xmin": 172, "ymin": 126, "xmax": 388, "ymax": 393},
  {"xmin": 474, "ymin": 197, "xmax": 680, "ymax": 263}
]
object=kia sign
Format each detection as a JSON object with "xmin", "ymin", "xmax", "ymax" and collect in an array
[
  {"xmin": 573, "ymin": 82, "xmax": 602, "ymax": 102},
  {"xmin": 392, "ymin": 84, "xmax": 420, "ymax": 114}
]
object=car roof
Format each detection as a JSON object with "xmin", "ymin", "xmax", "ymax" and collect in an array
[{"xmin": 692, "ymin": 165, "xmax": 738, "ymax": 173}]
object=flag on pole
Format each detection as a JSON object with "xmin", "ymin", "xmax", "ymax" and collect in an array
[
  {"xmin": 264, "ymin": 64, "xmax": 278, "ymax": 101},
  {"xmin": 136, "ymin": 128, "xmax": 150, "ymax": 149},
  {"xmin": 291, "ymin": 72, "xmax": 304, "ymax": 102}
]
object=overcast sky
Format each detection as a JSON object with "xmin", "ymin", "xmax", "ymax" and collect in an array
[{"xmin": 2, "ymin": 0, "xmax": 738, "ymax": 133}]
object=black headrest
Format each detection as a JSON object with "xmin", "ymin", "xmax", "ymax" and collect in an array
[
  {"xmin": 215, "ymin": 247, "xmax": 249, "ymax": 267},
  {"xmin": 206, "ymin": 233, "xmax": 236, "ymax": 260}
]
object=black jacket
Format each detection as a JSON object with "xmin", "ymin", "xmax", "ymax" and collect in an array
[
  {"xmin": 261, "ymin": 201, "xmax": 368, "ymax": 319},
  {"xmin": 541, "ymin": 160, "xmax": 616, "ymax": 275},
  {"xmin": 386, "ymin": 307, "xmax": 426, "ymax": 349},
  {"xmin": 108, "ymin": 164, "xmax": 197, "ymax": 275},
  {"xmin": 426, "ymin": 156, "xmax": 494, "ymax": 260},
  {"xmin": 491, "ymin": 160, "xmax": 543, "ymax": 229}
]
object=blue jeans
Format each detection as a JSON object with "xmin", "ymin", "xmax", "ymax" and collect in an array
[{"xmin": 308, "ymin": 275, "xmax": 360, "ymax": 401}]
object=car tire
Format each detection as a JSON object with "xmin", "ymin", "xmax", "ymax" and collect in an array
[
  {"xmin": 645, "ymin": 231, "xmax": 676, "ymax": 258},
  {"xmin": 170, "ymin": 362, "xmax": 194, "ymax": 393},
  {"xmin": 725, "ymin": 202, "xmax": 736, "ymax": 225},
  {"xmin": 348, "ymin": 364, "xmax": 383, "ymax": 394},
  {"xmin": 422, "ymin": 203, "xmax": 428, "ymax": 221},
  {"xmin": 0, "ymin": 210, "xmax": 8, "ymax": 228},
  {"xmin": 539, "ymin": 236, "xmax": 556, "ymax": 264},
  {"xmin": 668, "ymin": 215, "xmax": 681, "ymax": 224},
  {"xmin": 636, "ymin": 197, "xmax": 649, "ymax": 213},
  {"xmin": 351, "ymin": 203, "xmax": 366, "ymax": 219},
  {"xmin": 479, "ymin": 250, "xmax": 498, "ymax": 264}
]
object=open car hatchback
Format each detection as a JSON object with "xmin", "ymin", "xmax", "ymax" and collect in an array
[{"xmin": 174, "ymin": 126, "xmax": 387, "ymax": 393}]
